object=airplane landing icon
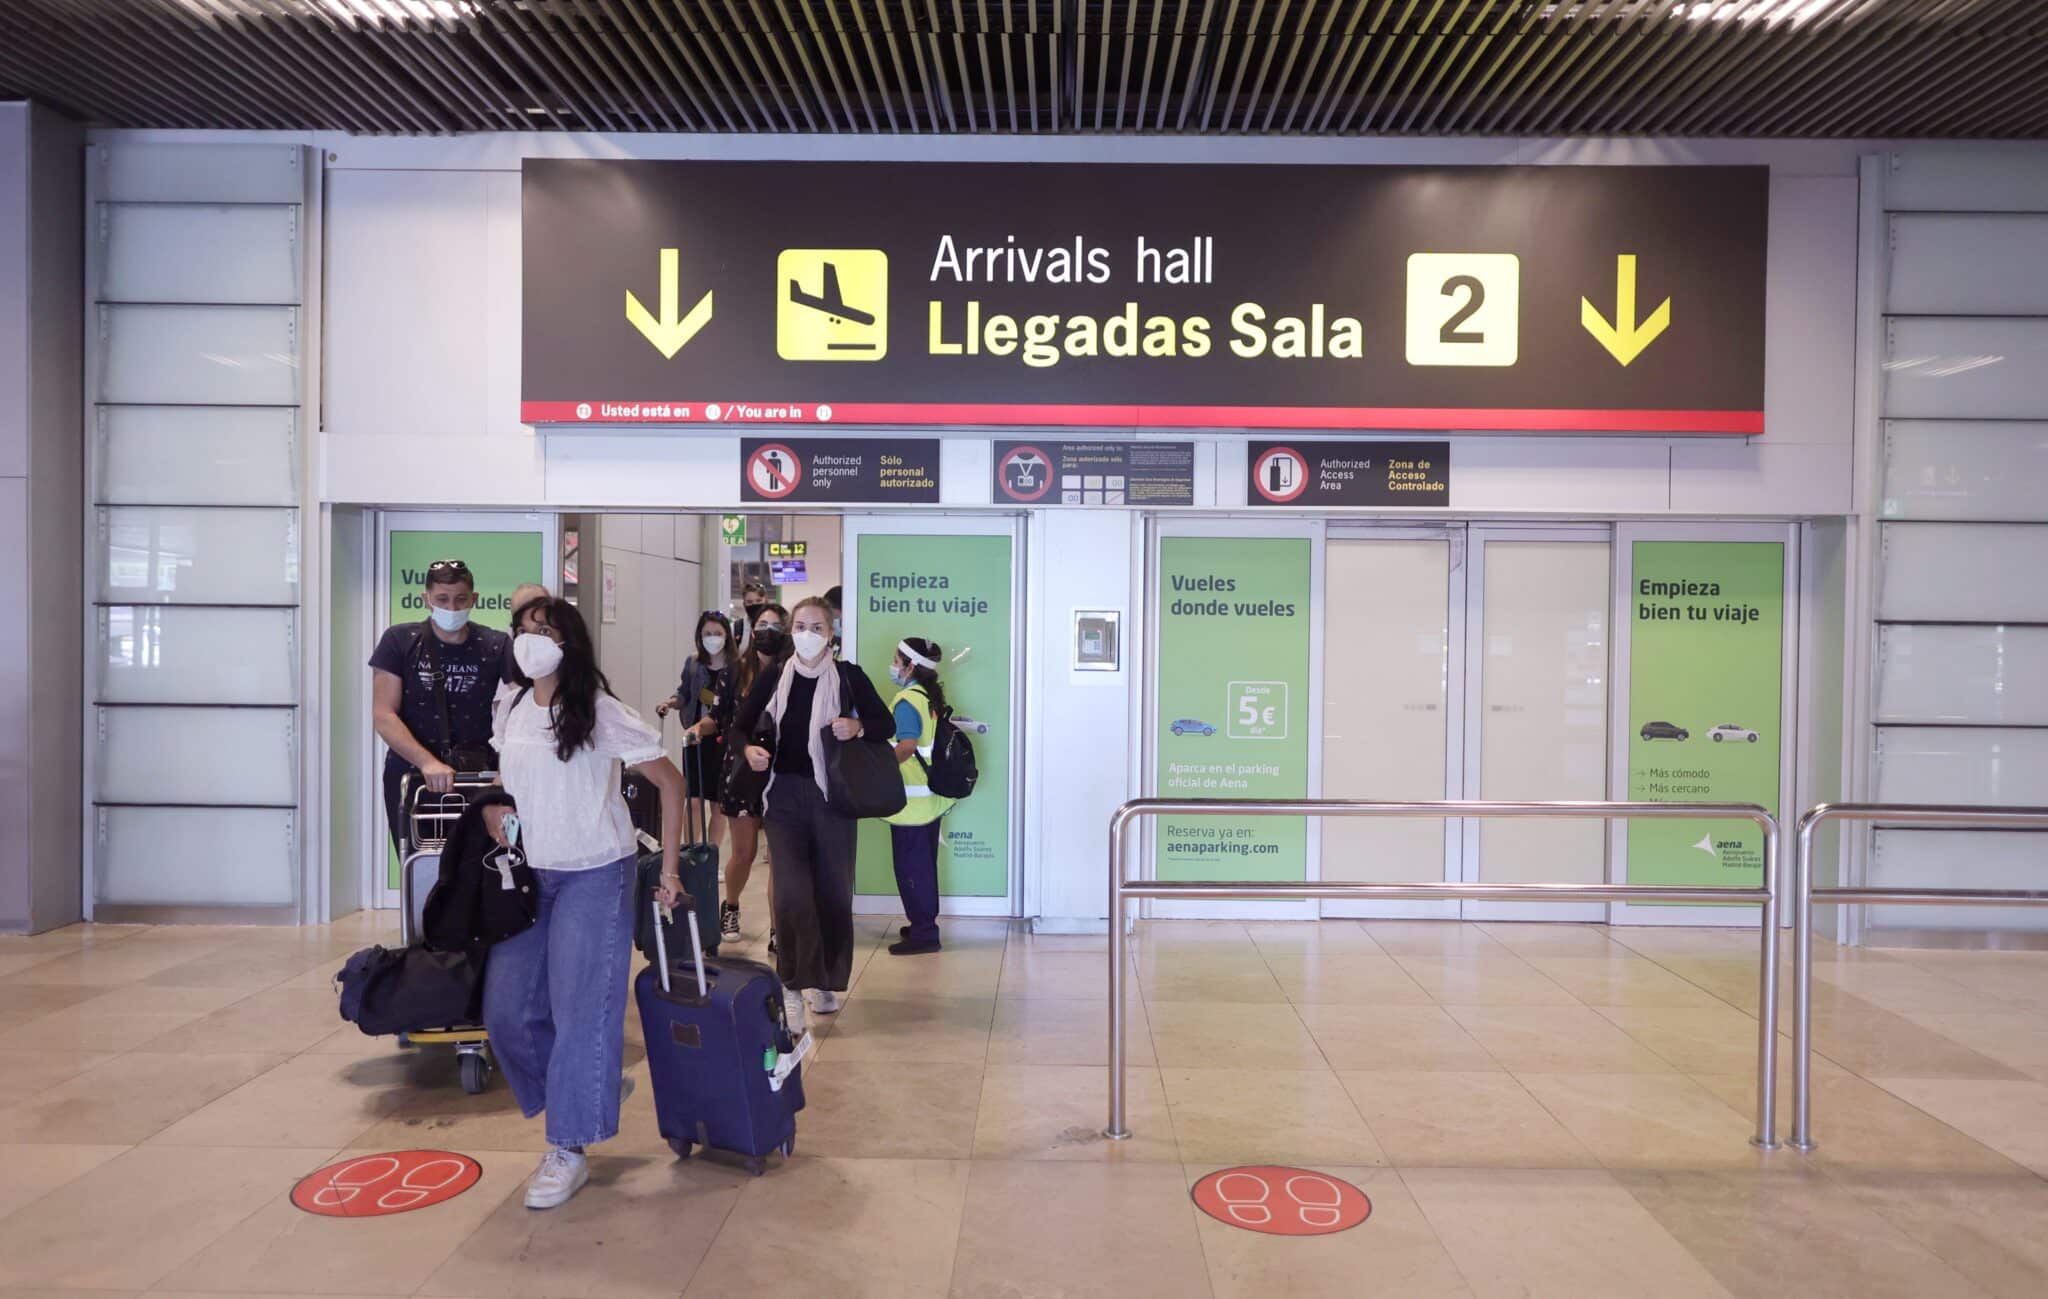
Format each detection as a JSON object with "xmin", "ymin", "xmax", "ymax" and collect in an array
[
  {"xmin": 777, "ymin": 249, "xmax": 888, "ymax": 362},
  {"xmin": 789, "ymin": 263, "xmax": 877, "ymax": 332}
]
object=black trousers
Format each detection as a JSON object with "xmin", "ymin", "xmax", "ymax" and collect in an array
[
  {"xmin": 763, "ymin": 777, "xmax": 858, "ymax": 992},
  {"xmin": 890, "ymin": 819, "xmax": 943, "ymax": 945}
]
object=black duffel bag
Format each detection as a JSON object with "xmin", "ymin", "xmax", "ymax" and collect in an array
[
  {"xmin": 336, "ymin": 943, "xmax": 482, "ymax": 1037},
  {"xmin": 821, "ymin": 721, "xmax": 907, "ymax": 820}
]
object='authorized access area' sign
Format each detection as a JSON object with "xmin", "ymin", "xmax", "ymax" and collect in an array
[{"xmin": 521, "ymin": 161, "xmax": 1767, "ymax": 435}]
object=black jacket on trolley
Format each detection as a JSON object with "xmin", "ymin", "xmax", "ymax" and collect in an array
[{"xmin": 420, "ymin": 787, "xmax": 536, "ymax": 959}]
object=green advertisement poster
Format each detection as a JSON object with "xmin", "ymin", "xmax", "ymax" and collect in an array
[
  {"xmin": 1155, "ymin": 537, "xmax": 1311, "ymax": 881},
  {"xmin": 385, "ymin": 530, "xmax": 546, "ymax": 889},
  {"xmin": 852, "ymin": 533, "xmax": 1012, "ymax": 897},
  {"xmin": 1625, "ymin": 540, "xmax": 1784, "ymax": 891}
]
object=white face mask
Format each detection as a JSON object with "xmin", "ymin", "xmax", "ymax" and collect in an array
[
  {"xmin": 513, "ymin": 632, "xmax": 564, "ymax": 679},
  {"xmin": 791, "ymin": 629, "xmax": 830, "ymax": 662},
  {"xmin": 429, "ymin": 606, "xmax": 470, "ymax": 633},
  {"xmin": 701, "ymin": 633, "xmax": 726, "ymax": 656}
]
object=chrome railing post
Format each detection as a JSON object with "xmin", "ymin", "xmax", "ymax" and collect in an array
[
  {"xmin": 1105, "ymin": 803, "xmax": 1132, "ymax": 1141},
  {"xmin": 1751, "ymin": 810, "xmax": 1782, "ymax": 1150},
  {"xmin": 1791, "ymin": 805, "xmax": 1823, "ymax": 1151}
]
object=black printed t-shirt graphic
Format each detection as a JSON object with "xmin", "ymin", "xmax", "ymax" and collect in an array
[{"xmin": 369, "ymin": 622, "xmax": 511, "ymax": 773}]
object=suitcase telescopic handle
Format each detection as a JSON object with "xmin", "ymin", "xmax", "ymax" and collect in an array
[{"xmin": 650, "ymin": 894, "xmax": 708, "ymax": 999}]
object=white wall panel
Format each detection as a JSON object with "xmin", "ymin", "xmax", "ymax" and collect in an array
[
  {"xmin": 95, "ymin": 706, "xmax": 297, "ymax": 805},
  {"xmin": 1450, "ymin": 438, "xmax": 1668, "ymax": 513},
  {"xmin": 1877, "ymin": 624, "xmax": 2048, "ymax": 725},
  {"xmin": 1764, "ymin": 175, "xmax": 1858, "ymax": 446},
  {"xmin": 97, "ymin": 506, "xmax": 300, "ymax": 606},
  {"xmin": 323, "ymin": 170, "xmax": 489, "ymax": 439},
  {"xmin": 100, "ymin": 203, "xmax": 300, "ymax": 305},
  {"xmin": 97, "ymin": 406, "xmax": 297, "ymax": 506},
  {"xmin": 1670, "ymin": 442, "xmax": 1852, "ymax": 515},
  {"xmin": 321, "ymin": 433, "xmax": 545, "ymax": 505},
  {"xmin": 97, "ymin": 607, "xmax": 297, "ymax": 705},
  {"xmin": 98, "ymin": 304, "xmax": 299, "ymax": 406},
  {"xmin": 1882, "ymin": 421, "xmax": 2048, "ymax": 521},
  {"xmin": 1889, "ymin": 214, "xmax": 2048, "ymax": 316},
  {"xmin": 544, "ymin": 435, "xmax": 742, "ymax": 507},
  {"xmin": 1878, "ymin": 522, "xmax": 2048, "ymax": 622},
  {"xmin": 1884, "ymin": 318, "xmax": 2048, "ymax": 421},
  {"xmin": 1866, "ymin": 830, "xmax": 2048, "ymax": 933},
  {"xmin": 1886, "ymin": 149, "xmax": 2048, "ymax": 213},
  {"xmin": 1875, "ymin": 726, "xmax": 2048, "ymax": 807},
  {"xmin": 98, "ymin": 143, "xmax": 304, "ymax": 204},
  {"xmin": 96, "ymin": 807, "xmax": 296, "ymax": 907}
]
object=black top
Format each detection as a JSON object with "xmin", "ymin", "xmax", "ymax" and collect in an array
[
  {"xmin": 732, "ymin": 660, "xmax": 894, "ymax": 781},
  {"xmin": 369, "ymin": 620, "xmax": 511, "ymax": 771}
]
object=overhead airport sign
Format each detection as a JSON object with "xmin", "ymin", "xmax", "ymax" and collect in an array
[
  {"xmin": 522, "ymin": 160, "xmax": 1767, "ymax": 435},
  {"xmin": 1248, "ymin": 441, "xmax": 1450, "ymax": 508}
]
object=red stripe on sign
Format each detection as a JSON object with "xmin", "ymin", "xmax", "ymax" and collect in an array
[{"xmin": 520, "ymin": 401, "xmax": 1763, "ymax": 435}]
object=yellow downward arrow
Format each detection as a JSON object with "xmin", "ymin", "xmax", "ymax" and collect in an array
[
  {"xmin": 626, "ymin": 248, "xmax": 713, "ymax": 359},
  {"xmin": 1580, "ymin": 254, "xmax": 1671, "ymax": 366}
]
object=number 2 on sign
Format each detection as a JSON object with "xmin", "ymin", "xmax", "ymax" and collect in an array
[{"xmin": 1405, "ymin": 252, "xmax": 1520, "ymax": 368}]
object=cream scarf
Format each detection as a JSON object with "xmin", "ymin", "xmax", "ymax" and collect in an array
[{"xmin": 766, "ymin": 649, "xmax": 842, "ymax": 802}]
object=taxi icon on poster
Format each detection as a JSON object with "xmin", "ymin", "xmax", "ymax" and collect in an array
[
  {"xmin": 778, "ymin": 249, "xmax": 888, "ymax": 361},
  {"xmin": 1404, "ymin": 253, "xmax": 1519, "ymax": 367}
]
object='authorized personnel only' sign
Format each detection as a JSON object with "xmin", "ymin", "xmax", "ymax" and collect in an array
[{"xmin": 522, "ymin": 160, "xmax": 1767, "ymax": 435}]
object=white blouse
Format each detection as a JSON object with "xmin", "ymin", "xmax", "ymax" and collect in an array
[{"xmin": 492, "ymin": 690, "xmax": 664, "ymax": 872}]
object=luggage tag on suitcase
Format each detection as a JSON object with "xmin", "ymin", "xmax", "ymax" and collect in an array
[{"xmin": 651, "ymin": 895, "xmax": 709, "ymax": 1000}]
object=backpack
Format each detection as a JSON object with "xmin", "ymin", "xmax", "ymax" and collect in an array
[{"xmin": 918, "ymin": 690, "xmax": 979, "ymax": 801}]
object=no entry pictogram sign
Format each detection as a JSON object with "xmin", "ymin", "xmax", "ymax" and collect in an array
[
  {"xmin": 747, "ymin": 443, "xmax": 802, "ymax": 500},
  {"xmin": 1190, "ymin": 1166, "xmax": 1371, "ymax": 1236},
  {"xmin": 291, "ymin": 1150, "xmax": 483, "ymax": 1218},
  {"xmin": 1251, "ymin": 446, "xmax": 1308, "ymax": 504}
]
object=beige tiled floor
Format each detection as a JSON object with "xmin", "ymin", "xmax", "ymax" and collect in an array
[{"xmin": 3, "ymin": 903, "xmax": 2047, "ymax": 1297}]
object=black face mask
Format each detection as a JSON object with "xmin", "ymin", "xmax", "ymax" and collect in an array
[{"xmin": 751, "ymin": 626, "xmax": 785, "ymax": 657}]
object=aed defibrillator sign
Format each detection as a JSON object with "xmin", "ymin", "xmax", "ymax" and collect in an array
[{"xmin": 521, "ymin": 160, "xmax": 1767, "ymax": 435}]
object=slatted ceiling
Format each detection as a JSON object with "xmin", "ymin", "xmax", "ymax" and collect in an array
[{"xmin": 2, "ymin": 1, "xmax": 2046, "ymax": 136}]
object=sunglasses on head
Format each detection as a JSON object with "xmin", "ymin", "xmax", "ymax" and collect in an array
[{"xmin": 426, "ymin": 559, "xmax": 473, "ymax": 582}]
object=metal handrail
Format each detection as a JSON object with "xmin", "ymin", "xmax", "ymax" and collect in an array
[
  {"xmin": 1790, "ymin": 802, "xmax": 2048, "ymax": 1152},
  {"xmin": 1106, "ymin": 798, "xmax": 1785, "ymax": 1150}
]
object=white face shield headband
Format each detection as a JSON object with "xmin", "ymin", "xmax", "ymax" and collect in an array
[{"xmin": 897, "ymin": 641, "xmax": 938, "ymax": 671}]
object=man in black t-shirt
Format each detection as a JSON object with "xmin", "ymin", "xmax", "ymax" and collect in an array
[{"xmin": 369, "ymin": 558, "xmax": 511, "ymax": 852}]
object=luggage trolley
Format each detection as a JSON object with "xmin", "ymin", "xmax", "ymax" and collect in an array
[{"xmin": 397, "ymin": 771, "xmax": 499, "ymax": 1095}]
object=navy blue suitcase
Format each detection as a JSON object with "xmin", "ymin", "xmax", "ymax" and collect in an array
[{"xmin": 635, "ymin": 898, "xmax": 809, "ymax": 1175}]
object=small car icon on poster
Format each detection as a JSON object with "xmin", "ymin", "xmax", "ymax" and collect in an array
[
  {"xmin": 1171, "ymin": 719, "xmax": 1218, "ymax": 737},
  {"xmin": 1639, "ymin": 720, "xmax": 1689, "ymax": 742},
  {"xmin": 1708, "ymin": 723, "xmax": 1760, "ymax": 743}
]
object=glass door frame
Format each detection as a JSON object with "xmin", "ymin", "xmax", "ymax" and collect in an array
[
  {"xmin": 1142, "ymin": 515, "xmax": 1325, "ymax": 922},
  {"xmin": 841, "ymin": 512, "xmax": 1026, "ymax": 919},
  {"xmin": 369, "ymin": 509, "xmax": 560, "ymax": 912},
  {"xmin": 1606, "ymin": 521, "xmax": 1800, "ymax": 927},
  {"xmin": 1459, "ymin": 524, "xmax": 1615, "ymax": 923},
  {"xmin": 1318, "ymin": 522, "xmax": 1468, "ymax": 921}
]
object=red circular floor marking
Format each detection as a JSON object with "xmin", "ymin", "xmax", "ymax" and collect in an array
[
  {"xmin": 291, "ymin": 1150, "xmax": 482, "ymax": 1218},
  {"xmin": 1191, "ymin": 1166, "xmax": 1372, "ymax": 1236}
]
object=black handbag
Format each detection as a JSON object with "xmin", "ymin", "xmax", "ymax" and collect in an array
[
  {"xmin": 821, "ymin": 722, "xmax": 907, "ymax": 819},
  {"xmin": 336, "ymin": 943, "xmax": 482, "ymax": 1037}
]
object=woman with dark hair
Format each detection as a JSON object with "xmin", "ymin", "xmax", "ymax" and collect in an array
[
  {"xmin": 883, "ymin": 636, "xmax": 955, "ymax": 955},
  {"xmin": 718, "ymin": 602, "xmax": 787, "ymax": 940},
  {"xmin": 482, "ymin": 597, "xmax": 686, "ymax": 1210},
  {"xmin": 657, "ymin": 611, "xmax": 735, "ymax": 905},
  {"xmin": 734, "ymin": 596, "xmax": 893, "ymax": 1016}
]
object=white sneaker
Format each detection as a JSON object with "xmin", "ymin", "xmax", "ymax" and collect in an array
[
  {"xmin": 783, "ymin": 986, "xmax": 808, "ymax": 1033},
  {"xmin": 524, "ymin": 1148, "xmax": 589, "ymax": 1210},
  {"xmin": 803, "ymin": 987, "xmax": 842, "ymax": 1015}
]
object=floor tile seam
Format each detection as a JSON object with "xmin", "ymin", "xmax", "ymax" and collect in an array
[
  {"xmin": 1170, "ymin": 1161, "xmax": 1225, "ymax": 1299},
  {"xmin": 0, "ymin": 1139, "xmax": 139, "ymax": 1231},
  {"xmin": 1387, "ymin": 1165, "xmax": 1507, "ymax": 1299},
  {"xmin": 130, "ymin": 1141, "xmax": 361, "ymax": 1295}
]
